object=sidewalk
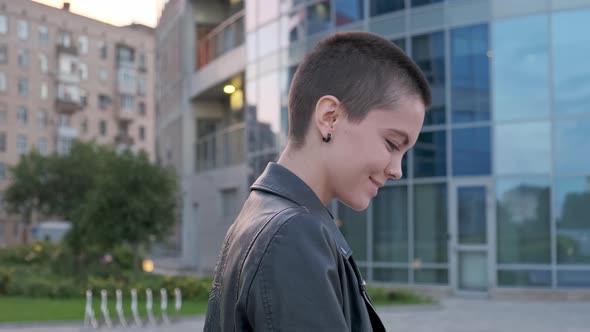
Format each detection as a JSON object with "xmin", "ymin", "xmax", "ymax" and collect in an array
[{"xmin": 2, "ymin": 298, "xmax": 590, "ymax": 332}]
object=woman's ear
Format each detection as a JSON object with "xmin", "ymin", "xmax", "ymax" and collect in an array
[{"xmin": 314, "ymin": 95, "xmax": 341, "ymax": 140}]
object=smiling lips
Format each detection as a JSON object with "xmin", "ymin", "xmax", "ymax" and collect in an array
[{"xmin": 369, "ymin": 177, "xmax": 383, "ymax": 196}]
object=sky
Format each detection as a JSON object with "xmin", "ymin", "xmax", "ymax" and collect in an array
[{"xmin": 33, "ymin": 0, "xmax": 161, "ymax": 28}]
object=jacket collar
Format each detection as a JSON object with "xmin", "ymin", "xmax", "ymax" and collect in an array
[{"xmin": 250, "ymin": 162, "xmax": 353, "ymax": 258}]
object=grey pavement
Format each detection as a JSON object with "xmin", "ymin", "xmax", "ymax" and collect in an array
[{"xmin": 2, "ymin": 298, "xmax": 590, "ymax": 332}]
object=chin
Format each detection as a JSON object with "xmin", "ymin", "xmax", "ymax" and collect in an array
[{"xmin": 340, "ymin": 195, "xmax": 371, "ymax": 212}]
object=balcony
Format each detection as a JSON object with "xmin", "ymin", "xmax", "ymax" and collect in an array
[
  {"xmin": 56, "ymin": 44, "xmax": 78, "ymax": 56},
  {"xmin": 57, "ymin": 126, "xmax": 78, "ymax": 139},
  {"xmin": 115, "ymin": 133, "xmax": 135, "ymax": 146},
  {"xmin": 196, "ymin": 9, "xmax": 245, "ymax": 70},
  {"xmin": 55, "ymin": 98, "xmax": 81, "ymax": 114},
  {"xmin": 195, "ymin": 123, "xmax": 246, "ymax": 173},
  {"xmin": 116, "ymin": 108, "xmax": 135, "ymax": 123}
]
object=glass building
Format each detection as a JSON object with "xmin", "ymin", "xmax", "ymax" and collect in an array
[{"xmin": 156, "ymin": 0, "xmax": 590, "ymax": 296}]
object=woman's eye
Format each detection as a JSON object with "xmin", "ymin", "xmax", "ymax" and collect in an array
[{"xmin": 386, "ymin": 140, "xmax": 399, "ymax": 152}]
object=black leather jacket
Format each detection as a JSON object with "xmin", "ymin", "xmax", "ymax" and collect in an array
[{"xmin": 204, "ymin": 163, "xmax": 386, "ymax": 331}]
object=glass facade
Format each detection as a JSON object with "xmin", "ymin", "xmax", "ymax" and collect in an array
[{"xmin": 205, "ymin": 0, "xmax": 590, "ymax": 292}]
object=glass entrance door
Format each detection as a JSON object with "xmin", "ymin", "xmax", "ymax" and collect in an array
[{"xmin": 452, "ymin": 182, "xmax": 492, "ymax": 293}]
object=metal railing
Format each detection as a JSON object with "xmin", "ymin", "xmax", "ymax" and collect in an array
[
  {"xmin": 195, "ymin": 123, "xmax": 246, "ymax": 172},
  {"xmin": 196, "ymin": 9, "xmax": 245, "ymax": 70}
]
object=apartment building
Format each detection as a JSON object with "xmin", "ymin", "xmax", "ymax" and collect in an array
[{"xmin": 0, "ymin": 0, "xmax": 156, "ymax": 246}]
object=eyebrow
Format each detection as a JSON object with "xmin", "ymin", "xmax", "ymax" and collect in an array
[{"xmin": 384, "ymin": 129, "xmax": 410, "ymax": 147}]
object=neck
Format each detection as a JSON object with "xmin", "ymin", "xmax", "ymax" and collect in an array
[{"xmin": 277, "ymin": 144, "xmax": 332, "ymax": 206}]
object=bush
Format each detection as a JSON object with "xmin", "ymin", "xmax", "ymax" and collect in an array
[{"xmin": 0, "ymin": 267, "xmax": 15, "ymax": 294}]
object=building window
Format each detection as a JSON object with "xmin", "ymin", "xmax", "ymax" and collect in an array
[
  {"xmin": 99, "ymin": 41, "xmax": 108, "ymax": 59},
  {"xmin": 80, "ymin": 89, "xmax": 88, "ymax": 109},
  {"xmin": 37, "ymin": 137, "xmax": 48, "ymax": 156},
  {"xmin": 99, "ymin": 120, "xmax": 107, "ymax": 136},
  {"xmin": 370, "ymin": 0, "xmax": 405, "ymax": 17},
  {"xmin": 40, "ymin": 82, "xmax": 48, "ymax": 99},
  {"xmin": 18, "ymin": 49, "xmax": 29, "ymax": 68},
  {"xmin": 138, "ymin": 102, "xmax": 146, "ymax": 115},
  {"xmin": 339, "ymin": 202, "xmax": 368, "ymax": 261},
  {"xmin": 221, "ymin": 188, "xmax": 239, "ymax": 217},
  {"xmin": 16, "ymin": 135, "xmax": 28, "ymax": 154},
  {"xmin": 138, "ymin": 52, "xmax": 146, "ymax": 69},
  {"xmin": 81, "ymin": 118, "xmax": 88, "ymax": 134},
  {"xmin": 0, "ymin": 72, "xmax": 6, "ymax": 92},
  {"xmin": 495, "ymin": 121, "xmax": 551, "ymax": 175},
  {"xmin": 496, "ymin": 178, "xmax": 551, "ymax": 264},
  {"xmin": 57, "ymin": 137, "xmax": 72, "ymax": 155},
  {"xmin": 58, "ymin": 114, "xmax": 70, "ymax": 128},
  {"xmin": 59, "ymin": 31, "xmax": 71, "ymax": 47},
  {"xmin": 117, "ymin": 46, "xmax": 134, "ymax": 63},
  {"xmin": 0, "ymin": 15, "xmax": 7, "ymax": 35},
  {"xmin": 39, "ymin": 53, "xmax": 48, "ymax": 73},
  {"xmin": 0, "ymin": 162, "xmax": 5, "ymax": 182},
  {"xmin": 18, "ymin": 78, "xmax": 28, "ymax": 97},
  {"xmin": 413, "ymin": 130, "xmax": 447, "ymax": 178},
  {"xmin": 137, "ymin": 77, "xmax": 146, "ymax": 95},
  {"xmin": 306, "ymin": 1, "xmax": 332, "ymax": 36},
  {"xmin": 451, "ymin": 24, "xmax": 490, "ymax": 123},
  {"xmin": 79, "ymin": 63, "xmax": 88, "ymax": 80},
  {"xmin": 335, "ymin": 0, "xmax": 363, "ymax": 26},
  {"xmin": 17, "ymin": 20, "xmax": 28, "ymax": 40},
  {"xmin": 412, "ymin": 31, "xmax": 446, "ymax": 125},
  {"xmin": 372, "ymin": 186, "xmax": 408, "ymax": 264},
  {"xmin": 38, "ymin": 110, "xmax": 48, "ymax": 129},
  {"xmin": 0, "ymin": 45, "xmax": 7, "ymax": 64},
  {"xmin": 0, "ymin": 103, "xmax": 6, "ymax": 123},
  {"xmin": 121, "ymin": 94, "xmax": 134, "ymax": 110},
  {"xmin": 494, "ymin": 15, "xmax": 549, "ymax": 121},
  {"xmin": 0, "ymin": 132, "xmax": 6, "ymax": 152},
  {"xmin": 78, "ymin": 35, "xmax": 89, "ymax": 54},
  {"xmin": 17, "ymin": 106, "xmax": 28, "ymax": 126},
  {"xmin": 99, "ymin": 68, "xmax": 108, "ymax": 81},
  {"xmin": 139, "ymin": 126, "xmax": 145, "ymax": 141},
  {"xmin": 98, "ymin": 94, "xmax": 111, "ymax": 110},
  {"xmin": 38, "ymin": 26, "xmax": 49, "ymax": 44}
]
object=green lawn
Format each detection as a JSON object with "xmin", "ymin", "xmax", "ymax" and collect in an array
[{"xmin": 0, "ymin": 297, "xmax": 209, "ymax": 323}]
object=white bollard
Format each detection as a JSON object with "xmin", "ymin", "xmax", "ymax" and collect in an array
[
  {"xmin": 83, "ymin": 290, "xmax": 98, "ymax": 329},
  {"xmin": 146, "ymin": 288, "xmax": 157, "ymax": 325},
  {"xmin": 131, "ymin": 288, "xmax": 142, "ymax": 327},
  {"xmin": 174, "ymin": 288, "xmax": 182, "ymax": 320},
  {"xmin": 160, "ymin": 288, "xmax": 170, "ymax": 324},
  {"xmin": 115, "ymin": 289, "xmax": 127, "ymax": 327},
  {"xmin": 100, "ymin": 289, "xmax": 113, "ymax": 328}
]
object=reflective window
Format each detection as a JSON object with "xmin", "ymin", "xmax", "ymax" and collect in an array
[
  {"xmin": 415, "ymin": 269, "xmax": 448, "ymax": 285},
  {"xmin": 495, "ymin": 122, "xmax": 550, "ymax": 175},
  {"xmin": 452, "ymin": 126, "xmax": 491, "ymax": 176},
  {"xmin": 251, "ymin": 73, "xmax": 280, "ymax": 153},
  {"xmin": 552, "ymin": 9, "xmax": 590, "ymax": 115},
  {"xmin": 451, "ymin": 24, "xmax": 490, "ymax": 123},
  {"xmin": 493, "ymin": 15, "xmax": 549, "ymax": 121},
  {"xmin": 458, "ymin": 186, "xmax": 487, "ymax": 244},
  {"xmin": 413, "ymin": 130, "xmax": 446, "ymax": 178},
  {"xmin": 307, "ymin": 1, "xmax": 331, "ymax": 36},
  {"xmin": 0, "ymin": 15, "xmax": 7, "ymax": 34},
  {"xmin": 391, "ymin": 38, "xmax": 406, "ymax": 52},
  {"xmin": 370, "ymin": 0, "xmax": 404, "ymax": 17},
  {"xmin": 414, "ymin": 183, "xmax": 448, "ymax": 264},
  {"xmin": 555, "ymin": 177, "xmax": 590, "ymax": 264},
  {"xmin": 335, "ymin": 0, "xmax": 364, "ymax": 26},
  {"xmin": 412, "ymin": 0, "xmax": 443, "ymax": 6},
  {"xmin": 557, "ymin": 271, "xmax": 590, "ymax": 288},
  {"xmin": 498, "ymin": 270, "xmax": 551, "ymax": 287},
  {"xmin": 496, "ymin": 178, "xmax": 551, "ymax": 264},
  {"xmin": 412, "ymin": 32, "xmax": 446, "ymax": 125},
  {"xmin": 372, "ymin": 186, "xmax": 408, "ymax": 263},
  {"xmin": 338, "ymin": 202, "xmax": 367, "ymax": 261},
  {"xmin": 554, "ymin": 119, "xmax": 590, "ymax": 175},
  {"xmin": 372, "ymin": 268, "xmax": 408, "ymax": 283}
]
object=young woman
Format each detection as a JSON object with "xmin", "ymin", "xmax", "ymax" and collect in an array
[{"xmin": 205, "ymin": 31, "xmax": 431, "ymax": 331}]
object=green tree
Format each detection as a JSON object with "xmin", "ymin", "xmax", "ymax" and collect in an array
[
  {"xmin": 71, "ymin": 149, "xmax": 177, "ymax": 273},
  {"xmin": 4, "ymin": 151, "xmax": 53, "ymax": 243}
]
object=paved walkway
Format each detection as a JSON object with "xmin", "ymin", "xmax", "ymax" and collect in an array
[{"xmin": 2, "ymin": 298, "xmax": 590, "ymax": 332}]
